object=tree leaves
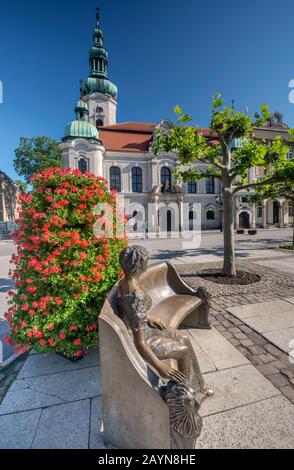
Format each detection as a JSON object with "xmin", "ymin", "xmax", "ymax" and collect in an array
[{"xmin": 14, "ymin": 136, "xmax": 62, "ymax": 183}]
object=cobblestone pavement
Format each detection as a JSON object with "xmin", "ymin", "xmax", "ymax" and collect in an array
[{"xmin": 177, "ymin": 260, "xmax": 294, "ymax": 404}]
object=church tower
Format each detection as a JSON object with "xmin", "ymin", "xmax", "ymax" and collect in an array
[
  {"xmin": 80, "ymin": 8, "xmax": 118, "ymax": 127},
  {"xmin": 60, "ymin": 100, "xmax": 105, "ymax": 177}
]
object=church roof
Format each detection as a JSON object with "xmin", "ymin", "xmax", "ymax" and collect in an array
[
  {"xmin": 99, "ymin": 122, "xmax": 216, "ymax": 153},
  {"xmin": 100, "ymin": 122, "xmax": 154, "ymax": 152},
  {"xmin": 101, "ymin": 122, "xmax": 157, "ymax": 133}
]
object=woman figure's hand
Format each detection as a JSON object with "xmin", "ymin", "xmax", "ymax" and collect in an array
[
  {"xmin": 148, "ymin": 317, "xmax": 166, "ymax": 330},
  {"xmin": 158, "ymin": 365, "xmax": 186, "ymax": 383}
]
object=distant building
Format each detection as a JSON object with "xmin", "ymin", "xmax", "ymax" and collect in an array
[
  {"xmin": 60, "ymin": 10, "xmax": 293, "ymax": 235},
  {"xmin": 0, "ymin": 171, "xmax": 19, "ymax": 222}
]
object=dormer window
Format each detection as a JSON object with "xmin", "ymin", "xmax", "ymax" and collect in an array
[{"xmin": 272, "ymin": 115, "xmax": 280, "ymax": 125}]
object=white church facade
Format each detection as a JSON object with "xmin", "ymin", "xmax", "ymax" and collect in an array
[{"xmin": 60, "ymin": 10, "xmax": 294, "ymax": 236}]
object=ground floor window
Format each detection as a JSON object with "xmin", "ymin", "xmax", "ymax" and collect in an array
[
  {"xmin": 206, "ymin": 209, "xmax": 215, "ymax": 220},
  {"xmin": 257, "ymin": 202, "xmax": 263, "ymax": 218},
  {"xmin": 289, "ymin": 201, "xmax": 293, "ymax": 217}
]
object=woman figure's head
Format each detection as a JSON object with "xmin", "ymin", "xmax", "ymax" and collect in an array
[{"xmin": 119, "ymin": 245, "xmax": 149, "ymax": 279}]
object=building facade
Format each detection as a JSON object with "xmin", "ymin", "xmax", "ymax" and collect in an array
[
  {"xmin": 0, "ymin": 170, "xmax": 19, "ymax": 236},
  {"xmin": 60, "ymin": 10, "xmax": 294, "ymax": 236}
]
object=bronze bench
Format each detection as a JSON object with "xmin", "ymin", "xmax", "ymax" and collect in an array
[{"xmin": 99, "ymin": 261, "xmax": 211, "ymax": 449}]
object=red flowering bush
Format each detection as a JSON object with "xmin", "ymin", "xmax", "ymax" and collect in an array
[{"xmin": 5, "ymin": 168, "xmax": 127, "ymax": 359}]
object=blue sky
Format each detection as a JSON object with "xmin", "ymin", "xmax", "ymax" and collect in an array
[{"xmin": 1, "ymin": 0, "xmax": 294, "ymax": 180}]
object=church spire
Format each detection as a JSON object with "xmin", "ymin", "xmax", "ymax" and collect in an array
[
  {"xmin": 90, "ymin": 7, "xmax": 108, "ymax": 78},
  {"xmin": 80, "ymin": 9, "xmax": 118, "ymax": 101}
]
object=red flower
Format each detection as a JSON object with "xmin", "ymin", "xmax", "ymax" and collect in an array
[
  {"xmin": 9, "ymin": 167, "xmax": 127, "ymax": 359},
  {"xmin": 27, "ymin": 286, "xmax": 37, "ymax": 293},
  {"xmin": 4, "ymin": 335, "xmax": 12, "ymax": 346}
]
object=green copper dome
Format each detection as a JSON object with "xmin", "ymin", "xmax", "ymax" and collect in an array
[
  {"xmin": 80, "ymin": 76, "xmax": 117, "ymax": 99},
  {"xmin": 63, "ymin": 120, "xmax": 100, "ymax": 142},
  {"xmin": 80, "ymin": 8, "xmax": 118, "ymax": 100},
  {"xmin": 75, "ymin": 100, "xmax": 88, "ymax": 110}
]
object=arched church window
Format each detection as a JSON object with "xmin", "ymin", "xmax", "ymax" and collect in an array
[
  {"xmin": 161, "ymin": 167, "xmax": 171, "ymax": 187},
  {"xmin": 96, "ymin": 118, "xmax": 104, "ymax": 127},
  {"xmin": 96, "ymin": 106, "xmax": 103, "ymax": 114},
  {"xmin": 78, "ymin": 158, "xmax": 88, "ymax": 174},
  {"xmin": 132, "ymin": 167, "xmax": 143, "ymax": 193},
  {"xmin": 188, "ymin": 180, "xmax": 197, "ymax": 194},
  {"xmin": 110, "ymin": 166, "xmax": 121, "ymax": 192}
]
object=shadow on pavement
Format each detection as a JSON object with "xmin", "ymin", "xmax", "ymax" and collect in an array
[
  {"xmin": 0, "ymin": 318, "xmax": 14, "ymax": 364},
  {"xmin": 0, "ymin": 278, "xmax": 15, "ymax": 293}
]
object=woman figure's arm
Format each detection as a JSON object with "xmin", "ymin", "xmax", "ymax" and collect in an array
[{"xmin": 133, "ymin": 330, "xmax": 185, "ymax": 383}]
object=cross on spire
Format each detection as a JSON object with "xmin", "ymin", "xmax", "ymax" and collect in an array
[{"xmin": 96, "ymin": 7, "xmax": 100, "ymax": 24}]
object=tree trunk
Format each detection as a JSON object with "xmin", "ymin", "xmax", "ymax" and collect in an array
[{"xmin": 222, "ymin": 185, "xmax": 236, "ymax": 277}]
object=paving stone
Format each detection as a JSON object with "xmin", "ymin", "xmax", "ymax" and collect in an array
[
  {"xmin": 243, "ymin": 310, "xmax": 294, "ymax": 334},
  {"xmin": 281, "ymin": 369, "xmax": 294, "ymax": 380},
  {"xmin": 0, "ymin": 409, "xmax": 41, "ymax": 449},
  {"xmin": 248, "ymin": 345, "xmax": 265, "ymax": 355},
  {"xmin": 236, "ymin": 346, "xmax": 250, "ymax": 357},
  {"xmin": 222, "ymin": 331, "xmax": 233, "ymax": 339},
  {"xmin": 239, "ymin": 325, "xmax": 254, "ymax": 334},
  {"xmin": 260, "ymin": 354, "xmax": 275, "ymax": 364},
  {"xmin": 271, "ymin": 360, "xmax": 287, "ymax": 370},
  {"xmin": 32, "ymin": 400, "xmax": 90, "ymax": 449},
  {"xmin": 264, "ymin": 344, "xmax": 282, "ymax": 357},
  {"xmin": 257, "ymin": 364, "xmax": 280, "ymax": 376},
  {"xmin": 186, "ymin": 332, "xmax": 216, "ymax": 374},
  {"xmin": 227, "ymin": 300, "xmax": 294, "ymax": 320},
  {"xmin": 264, "ymin": 327, "xmax": 294, "ymax": 354},
  {"xmin": 267, "ymin": 374, "xmax": 289, "ymax": 388},
  {"xmin": 18, "ymin": 349, "xmax": 99, "ymax": 379},
  {"xmin": 228, "ymin": 317, "xmax": 242, "ymax": 326},
  {"xmin": 228, "ymin": 338, "xmax": 239, "ymax": 347},
  {"xmin": 240, "ymin": 339, "xmax": 254, "ymax": 348},
  {"xmin": 215, "ymin": 325, "xmax": 226, "ymax": 332},
  {"xmin": 250, "ymin": 355, "xmax": 264, "ymax": 366},
  {"xmin": 188, "ymin": 327, "xmax": 249, "ymax": 371},
  {"xmin": 200, "ymin": 365, "xmax": 280, "ymax": 418},
  {"xmin": 89, "ymin": 397, "xmax": 106, "ymax": 449},
  {"xmin": 0, "ymin": 366, "xmax": 101, "ymax": 415},
  {"xmin": 196, "ymin": 396, "xmax": 294, "ymax": 449},
  {"xmin": 234, "ymin": 332, "xmax": 248, "ymax": 341},
  {"xmin": 228, "ymin": 327, "xmax": 241, "ymax": 335},
  {"xmin": 248, "ymin": 332, "xmax": 267, "ymax": 346},
  {"xmin": 278, "ymin": 353, "xmax": 292, "ymax": 366},
  {"xmin": 279, "ymin": 386, "xmax": 294, "ymax": 402}
]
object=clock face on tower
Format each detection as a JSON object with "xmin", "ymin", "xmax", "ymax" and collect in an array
[{"xmin": 273, "ymin": 115, "xmax": 280, "ymax": 125}]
